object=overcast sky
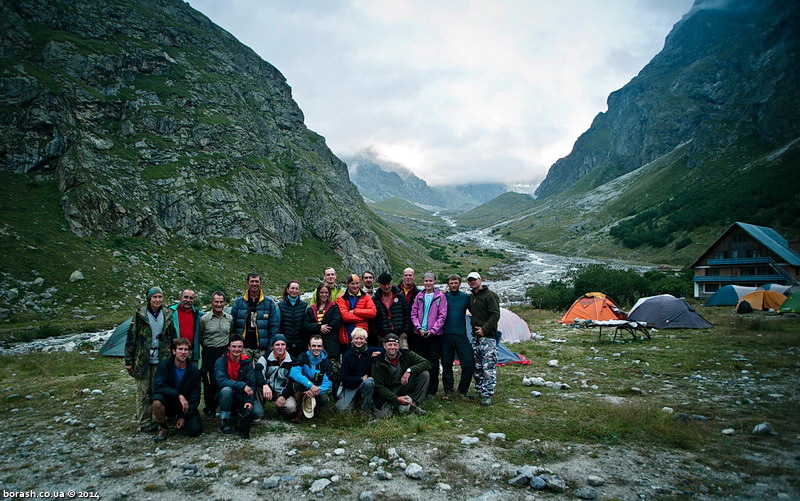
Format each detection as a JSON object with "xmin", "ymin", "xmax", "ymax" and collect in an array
[{"xmin": 187, "ymin": 0, "xmax": 694, "ymax": 188}]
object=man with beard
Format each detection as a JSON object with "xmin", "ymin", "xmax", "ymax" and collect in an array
[
  {"xmin": 167, "ymin": 289, "xmax": 202, "ymax": 363},
  {"xmin": 151, "ymin": 338, "xmax": 203, "ymax": 441},
  {"xmin": 361, "ymin": 270, "xmax": 376, "ymax": 296}
]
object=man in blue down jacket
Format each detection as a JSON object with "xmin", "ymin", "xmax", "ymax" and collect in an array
[{"xmin": 230, "ymin": 272, "xmax": 280, "ymax": 361}]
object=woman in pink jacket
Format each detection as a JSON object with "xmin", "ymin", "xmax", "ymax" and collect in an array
[{"xmin": 410, "ymin": 272, "xmax": 448, "ymax": 396}]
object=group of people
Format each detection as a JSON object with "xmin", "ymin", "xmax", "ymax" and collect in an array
[{"xmin": 124, "ymin": 267, "xmax": 501, "ymax": 441}]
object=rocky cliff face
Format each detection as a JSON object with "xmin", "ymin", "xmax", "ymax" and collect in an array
[
  {"xmin": 535, "ymin": 0, "xmax": 800, "ymax": 198},
  {"xmin": 0, "ymin": 0, "xmax": 388, "ymax": 272}
]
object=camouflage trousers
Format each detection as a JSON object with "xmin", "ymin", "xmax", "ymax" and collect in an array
[{"xmin": 472, "ymin": 337, "xmax": 497, "ymax": 397}]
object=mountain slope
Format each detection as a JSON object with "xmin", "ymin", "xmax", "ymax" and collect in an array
[
  {"xmin": 509, "ymin": 0, "xmax": 800, "ymax": 258},
  {"xmin": 0, "ymin": 0, "xmax": 388, "ymax": 272},
  {"xmin": 536, "ymin": 0, "xmax": 800, "ymax": 203}
]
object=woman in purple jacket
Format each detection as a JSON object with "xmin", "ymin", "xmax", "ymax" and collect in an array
[{"xmin": 410, "ymin": 272, "xmax": 448, "ymax": 396}]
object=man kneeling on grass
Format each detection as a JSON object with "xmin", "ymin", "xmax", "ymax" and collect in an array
[
  {"xmin": 151, "ymin": 338, "xmax": 203, "ymax": 442},
  {"xmin": 289, "ymin": 335, "xmax": 333, "ymax": 423},
  {"xmin": 214, "ymin": 334, "xmax": 263, "ymax": 438},
  {"xmin": 372, "ymin": 333, "xmax": 431, "ymax": 417}
]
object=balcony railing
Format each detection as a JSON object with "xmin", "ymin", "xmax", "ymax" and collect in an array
[
  {"xmin": 693, "ymin": 275, "xmax": 784, "ymax": 283},
  {"xmin": 706, "ymin": 257, "xmax": 770, "ymax": 265}
]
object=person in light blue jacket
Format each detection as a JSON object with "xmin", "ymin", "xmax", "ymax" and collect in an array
[{"xmin": 289, "ymin": 335, "xmax": 332, "ymax": 423}]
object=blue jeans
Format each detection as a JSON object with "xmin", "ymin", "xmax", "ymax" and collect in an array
[
  {"xmin": 217, "ymin": 386, "xmax": 264, "ymax": 420},
  {"xmin": 336, "ymin": 377, "xmax": 374, "ymax": 413}
]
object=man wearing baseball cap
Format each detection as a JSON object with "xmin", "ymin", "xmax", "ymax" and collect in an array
[
  {"xmin": 466, "ymin": 272, "xmax": 500, "ymax": 406},
  {"xmin": 372, "ymin": 333, "xmax": 431, "ymax": 417}
]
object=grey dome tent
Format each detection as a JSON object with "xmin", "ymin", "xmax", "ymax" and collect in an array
[
  {"xmin": 628, "ymin": 294, "xmax": 713, "ymax": 329},
  {"xmin": 100, "ymin": 316, "xmax": 133, "ymax": 356}
]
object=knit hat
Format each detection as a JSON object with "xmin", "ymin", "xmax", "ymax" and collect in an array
[
  {"xmin": 147, "ymin": 286, "xmax": 163, "ymax": 301},
  {"xmin": 377, "ymin": 272, "xmax": 392, "ymax": 284},
  {"xmin": 346, "ymin": 274, "xmax": 360, "ymax": 284},
  {"xmin": 273, "ymin": 334, "xmax": 287, "ymax": 346}
]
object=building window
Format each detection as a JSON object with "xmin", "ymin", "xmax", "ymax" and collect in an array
[{"xmin": 703, "ymin": 284, "xmax": 720, "ymax": 293}]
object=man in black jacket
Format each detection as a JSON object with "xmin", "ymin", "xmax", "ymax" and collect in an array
[
  {"xmin": 151, "ymin": 338, "xmax": 203, "ymax": 442},
  {"xmin": 372, "ymin": 272, "xmax": 411, "ymax": 348}
]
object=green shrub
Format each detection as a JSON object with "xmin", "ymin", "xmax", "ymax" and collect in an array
[
  {"xmin": 570, "ymin": 264, "xmax": 651, "ymax": 307},
  {"xmin": 526, "ymin": 280, "xmax": 574, "ymax": 310}
]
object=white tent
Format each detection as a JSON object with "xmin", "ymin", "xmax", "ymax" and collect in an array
[{"xmin": 496, "ymin": 307, "xmax": 532, "ymax": 343}]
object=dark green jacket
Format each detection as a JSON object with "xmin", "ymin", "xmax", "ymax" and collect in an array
[
  {"xmin": 372, "ymin": 349, "xmax": 431, "ymax": 404},
  {"xmin": 469, "ymin": 286, "xmax": 501, "ymax": 339}
]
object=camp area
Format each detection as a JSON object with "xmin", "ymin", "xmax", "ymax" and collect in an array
[{"xmin": 1, "ymin": 303, "xmax": 798, "ymax": 500}]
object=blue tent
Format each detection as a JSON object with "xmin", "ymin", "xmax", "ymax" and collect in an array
[{"xmin": 704, "ymin": 285, "xmax": 757, "ymax": 306}]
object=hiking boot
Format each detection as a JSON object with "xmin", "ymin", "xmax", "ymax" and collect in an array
[
  {"xmin": 409, "ymin": 403, "xmax": 427, "ymax": 416},
  {"xmin": 238, "ymin": 416, "xmax": 252, "ymax": 439},
  {"xmin": 139, "ymin": 423, "xmax": 159, "ymax": 433},
  {"xmin": 203, "ymin": 408, "xmax": 216, "ymax": 419},
  {"xmin": 237, "ymin": 409, "xmax": 252, "ymax": 439},
  {"xmin": 480, "ymin": 396, "xmax": 493, "ymax": 406},
  {"xmin": 218, "ymin": 419, "xmax": 234, "ymax": 435},
  {"xmin": 291, "ymin": 411, "xmax": 302, "ymax": 424},
  {"xmin": 442, "ymin": 391, "xmax": 453, "ymax": 401},
  {"xmin": 153, "ymin": 426, "xmax": 168, "ymax": 442}
]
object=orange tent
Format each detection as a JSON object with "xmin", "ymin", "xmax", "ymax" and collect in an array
[
  {"xmin": 737, "ymin": 290, "xmax": 786, "ymax": 311},
  {"xmin": 558, "ymin": 292, "xmax": 626, "ymax": 324}
]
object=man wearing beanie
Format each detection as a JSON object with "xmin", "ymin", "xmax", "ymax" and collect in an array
[
  {"xmin": 254, "ymin": 334, "xmax": 298, "ymax": 419},
  {"xmin": 125, "ymin": 286, "xmax": 173, "ymax": 432}
]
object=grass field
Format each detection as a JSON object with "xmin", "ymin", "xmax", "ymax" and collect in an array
[{"xmin": 0, "ymin": 305, "xmax": 797, "ymax": 499}]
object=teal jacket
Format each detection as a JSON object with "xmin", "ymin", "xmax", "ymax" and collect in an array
[{"xmin": 167, "ymin": 304, "xmax": 203, "ymax": 361}]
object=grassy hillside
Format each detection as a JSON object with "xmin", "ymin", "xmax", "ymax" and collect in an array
[
  {"xmin": 456, "ymin": 192, "xmax": 536, "ymax": 228},
  {"xmin": 459, "ymin": 140, "xmax": 800, "ymax": 267},
  {"xmin": 0, "ymin": 172, "xmax": 461, "ymax": 340}
]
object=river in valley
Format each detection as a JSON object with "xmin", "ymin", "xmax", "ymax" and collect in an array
[{"xmin": 447, "ymin": 226, "xmax": 652, "ymax": 303}]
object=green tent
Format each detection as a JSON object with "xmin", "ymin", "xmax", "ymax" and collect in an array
[
  {"xmin": 100, "ymin": 316, "xmax": 133, "ymax": 356},
  {"xmin": 778, "ymin": 293, "xmax": 800, "ymax": 314}
]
